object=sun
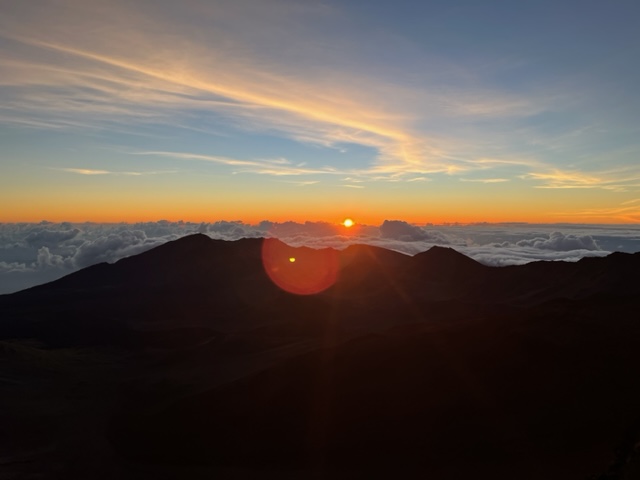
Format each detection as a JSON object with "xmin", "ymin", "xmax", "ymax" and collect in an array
[{"xmin": 342, "ymin": 218, "xmax": 355, "ymax": 228}]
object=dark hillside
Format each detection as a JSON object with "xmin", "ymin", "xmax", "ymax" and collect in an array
[{"xmin": 1, "ymin": 235, "xmax": 639, "ymax": 479}]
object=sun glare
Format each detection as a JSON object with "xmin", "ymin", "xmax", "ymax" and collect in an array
[
  {"xmin": 261, "ymin": 239, "xmax": 339, "ymax": 295},
  {"xmin": 343, "ymin": 218, "xmax": 355, "ymax": 228}
]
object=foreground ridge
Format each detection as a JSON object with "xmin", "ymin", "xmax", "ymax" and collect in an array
[{"xmin": 1, "ymin": 235, "xmax": 639, "ymax": 479}]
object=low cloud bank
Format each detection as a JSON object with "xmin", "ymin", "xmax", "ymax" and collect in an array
[
  {"xmin": 515, "ymin": 231, "xmax": 600, "ymax": 251},
  {"xmin": 1, "ymin": 220, "xmax": 639, "ymax": 294}
]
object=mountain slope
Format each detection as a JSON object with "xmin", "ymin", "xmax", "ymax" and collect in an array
[
  {"xmin": 1, "ymin": 235, "xmax": 640, "ymax": 479},
  {"xmin": 2, "ymin": 234, "xmax": 639, "ymax": 343}
]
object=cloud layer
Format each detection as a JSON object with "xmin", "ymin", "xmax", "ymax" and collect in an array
[{"xmin": 1, "ymin": 220, "xmax": 639, "ymax": 294}]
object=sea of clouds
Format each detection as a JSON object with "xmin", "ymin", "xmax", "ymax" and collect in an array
[{"xmin": 1, "ymin": 220, "xmax": 639, "ymax": 294}]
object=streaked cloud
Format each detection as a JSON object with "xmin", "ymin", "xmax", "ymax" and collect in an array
[
  {"xmin": 552, "ymin": 200, "xmax": 640, "ymax": 223},
  {"xmin": 281, "ymin": 180, "xmax": 320, "ymax": 187},
  {"xmin": 525, "ymin": 169, "xmax": 640, "ymax": 191},
  {"xmin": 134, "ymin": 151, "xmax": 341, "ymax": 176},
  {"xmin": 58, "ymin": 168, "xmax": 111, "ymax": 176},
  {"xmin": 460, "ymin": 178, "xmax": 510, "ymax": 183},
  {"xmin": 56, "ymin": 167, "xmax": 174, "ymax": 176}
]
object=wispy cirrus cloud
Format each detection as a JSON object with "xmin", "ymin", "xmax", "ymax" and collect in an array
[
  {"xmin": 55, "ymin": 167, "xmax": 174, "ymax": 176},
  {"xmin": 58, "ymin": 168, "xmax": 111, "ymax": 175},
  {"xmin": 133, "ymin": 151, "xmax": 341, "ymax": 176},
  {"xmin": 524, "ymin": 169, "xmax": 640, "ymax": 192},
  {"xmin": 1, "ymin": 0, "xmax": 639, "ymax": 207},
  {"xmin": 0, "ymin": 0, "xmax": 574, "ymax": 184},
  {"xmin": 280, "ymin": 180, "xmax": 320, "ymax": 187},
  {"xmin": 460, "ymin": 178, "xmax": 510, "ymax": 183},
  {"xmin": 552, "ymin": 200, "xmax": 640, "ymax": 223}
]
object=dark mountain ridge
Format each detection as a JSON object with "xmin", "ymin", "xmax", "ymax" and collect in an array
[
  {"xmin": 3, "ymin": 233, "xmax": 637, "ymax": 311},
  {"xmin": 1, "ymin": 234, "xmax": 640, "ymax": 479},
  {"xmin": 1, "ymin": 234, "xmax": 638, "ymax": 348}
]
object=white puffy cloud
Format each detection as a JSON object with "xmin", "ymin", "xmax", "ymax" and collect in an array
[
  {"xmin": 206, "ymin": 221, "xmax": 264, "ymax": 240},
  {"xmin": 70, "ymin": 230, "xmax": 170, "ymax": 268},
  {"xmin": 36, "ymin": 247, "xmax": 70, "ymax": 269},
  {"xmin": 0, "ymin": 260, "xmax": 30, "ymax": 273},
  {"xmin": 515, "ymin": 231, "xmax": 600, "ymax": 251},
  {"xmin": 25, "ymin": 228, "xmax": 80, "ymax": 247},
  {"xmin": 380, "ymin": 220, "xmax": 430, "ymax": 241},
  {"xmin": 379, "ymin": 220, "xmax": 453, "ymax": 244},
  {"xmin": 458, "ymin": 245, "xmax": 609, "ymax": 267}
]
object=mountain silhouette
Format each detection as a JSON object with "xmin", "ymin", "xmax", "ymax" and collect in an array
[{"xmin": 1, "ymin": 234, "xmax": 640, "ymax": 479}]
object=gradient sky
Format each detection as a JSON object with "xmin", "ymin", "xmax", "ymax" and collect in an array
[{"xmin": 1, "ymin": 0, "xmax": 639, "ymax": 224}]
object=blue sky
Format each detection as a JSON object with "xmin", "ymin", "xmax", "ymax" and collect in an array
[{"xmin": 1, "ymin": 0, "xmax": 639, "ymax": 223}]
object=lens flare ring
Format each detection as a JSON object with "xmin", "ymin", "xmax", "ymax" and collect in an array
[{"xmin": 261, "ymin": 239, "xmax": 339, "ymax": 295}]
